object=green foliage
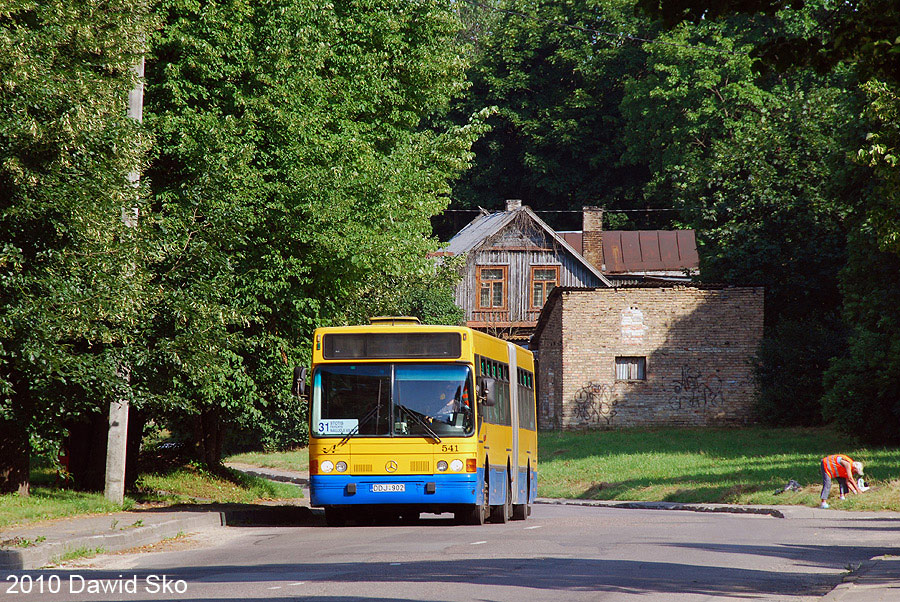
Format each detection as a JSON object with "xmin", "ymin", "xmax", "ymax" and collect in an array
[
  {"xmin": 822, "ymin": 231, "xmax": 900, "ymax": 444},
  {"xmin": 640, "ymin": 0, "xmax": 900, "ymax": 446},
  {"xmin": 617, "ymin": 17, "xmax": 862, "ymax": 422},
  {"xmin": 856, "ymin": 80, "xmax": 900, "ymax": 254},
  {"xmin": 0, "ymin": 0, "xmax": 154, "ymax": 491},
  {"xmin": 140, "ymin": 0, "xmax": 482, "ymax": 460},
  {"xmin": 640, "ymin": 0, "xmax": 900, "ymax": 86},
  {"xmin": 451, "ymin": 0, "xmax": 654, "ymax": 217},
  {"xmin": 755, "ymin": 316, "xmax": 844, "ymax": 426},
  {"xmin": 395, "ymin": 260, "xmax": 466, "ymax": 326}
]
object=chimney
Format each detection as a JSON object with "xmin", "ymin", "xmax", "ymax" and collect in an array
[
  {"xmin": 582, "ymin": 206, "xmax": 603, "ymax": 270},
  {"xmin": 505, "ymin": 199, "xmax": 522, "ymax": 212}
]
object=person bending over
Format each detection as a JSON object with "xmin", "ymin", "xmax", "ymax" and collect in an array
[{"xmin": 819, "ymin": 454, "xmax": 863, "ymax": 509}]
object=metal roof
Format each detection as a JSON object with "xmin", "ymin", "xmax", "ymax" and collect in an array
[
  {"xmin": 443, "ymin": 210, "xmax": 517, "ymax": 256},
  {"xmin": 443, "ymin": 207, "xmax": 613, "ymax": 287},
  {"xmin": 558, "ymin": 230, "xmax": 699, "ymax": 275}
]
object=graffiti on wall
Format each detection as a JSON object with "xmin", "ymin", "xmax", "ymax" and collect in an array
[
  {"xmin": 668, "ymin": 366, "xmax": 724, "ymax": 411},
  {"xmin": 572, "ymin": 382, "xmax": 619, "ymax": 425}
]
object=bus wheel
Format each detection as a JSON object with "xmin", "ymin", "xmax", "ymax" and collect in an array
[
  {"xmin": 490, "ymin": 471, "xmax": 511, "ymax": 524},
  {"xmin": 456, "ymin": 465, "xmax": 489, "ymax": 525},
  {"xmin": 325, "ymin": 507, "xmax": 347, "ymax": 527},
  {"xmin": 512, "ymin": 468, "xmax": 529, "ymax": 521}
]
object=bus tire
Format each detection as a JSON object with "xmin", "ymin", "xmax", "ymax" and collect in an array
[
  {"xmin": 457, "ymin": 464, "xmax": 489, "ymax": 525},
  {"xmin": 512, "ymin": 465, "xmax": 530, "ymax": 521},
  {"xmin": 490, "ymin": 469, "xmax": 511, "ymax": 524}
]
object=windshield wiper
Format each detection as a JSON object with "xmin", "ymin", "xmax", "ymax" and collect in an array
[
  {"xmin": 396, "ymin": 404, "xmax": 441, "ymax": 443},
  {"xmin": 338, "ymin": 404, "xmax": 382, "ymax": 446}
]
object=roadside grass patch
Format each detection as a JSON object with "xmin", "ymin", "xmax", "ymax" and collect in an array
[
  {"xmin": 225, "ymin": 449, "xmax": 309, "ymax": 473},
  {"xmin": 135, "ymin": 463, "xmax": 302, "ymax": 504},
  {"xmin": 1, "ymin": 461, "xmax": 301, "ymax": 529},
  {"xmin": 0, "ymin": 488, "xmax": 132, "ymax": 530},
  {"xmin": 54, "ymin": 546, "xmax": 107, "ymax": 564},
  {"xmin": 538, "ymin": 427, "xmax": 900, "ymax": 511}
]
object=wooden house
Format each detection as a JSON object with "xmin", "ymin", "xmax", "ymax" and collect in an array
[
  {"xmin": 440, "ymin": 202, "xmax": 701, "ymax": 344},
  {"xmin": 441, "ymin": 201, "xmax": 612, "ymax": 343}
]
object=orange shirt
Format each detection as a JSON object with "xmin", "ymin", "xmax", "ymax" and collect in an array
[{"xmin": 822, "ymin": 454, "xmax": 854, "ymax": 479}]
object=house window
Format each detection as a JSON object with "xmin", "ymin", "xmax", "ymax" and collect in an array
[
  {"xmin": 615, "ymin": 357, "xmax": 646, "ymax": 381},
  {"xmin": 530, "ymin": 266, "xmax": 559, "ymax": 309},
  {"xmin": 477, "ymin": 266, "xmax": 507, "ymax": 309}
]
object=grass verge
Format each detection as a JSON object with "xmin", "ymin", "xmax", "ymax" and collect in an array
[
  {"xmin": 539, "ymin": 427, "xmax": 900, "ymax": 511},
  {"xmin": 0, "ymin": 462, "xmax": 302, "ymax": 530},
  {"xmin": 225, "ymin": 449, "xmax": 309, "ymax": 473},
  {"xmin": 0, "ymin": 489, "xmax": 132, "ymax": 530},
  {"xmin": 134, "ymin": 463, "xmax": 303, "ymax": 504}
]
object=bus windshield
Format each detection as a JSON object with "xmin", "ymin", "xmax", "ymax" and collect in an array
[{"xmin": 312, "ymin": 363, "xmax": 474, "ymax": 438}]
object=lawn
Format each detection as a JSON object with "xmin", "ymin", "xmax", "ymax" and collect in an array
[
  {"xmin": 222, "ymin": 428, "xmax": 900, "ymax": 511},
  {"xmin": 0, "ymin": 462, "xmax": 302, "ymax": 529},
  {"xmin": 0, "ymin": 488, "xmax": 132, "ymax": 530},
  {"xmin": 225, "ymin": 449, "xmax": 309, "ymax": 473},
  {"xmin": 539, "ymin": 427, "xmax": 900, "ymax": 511},
  {"xmin": 134, "ymin": 463, "xmax": 303, "ymax": 504}
]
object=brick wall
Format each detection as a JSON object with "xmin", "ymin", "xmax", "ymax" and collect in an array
[
  {"xmin": 536, "ymin": 297, "xmax": 564, "ymax": 429},
  {"xmin": 535, "ymin": 286, "xmax": 764, "ymax": 430}
]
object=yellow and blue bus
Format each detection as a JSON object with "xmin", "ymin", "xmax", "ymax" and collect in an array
[{"xmin": 306, "ymin": 317, "xmax": 537, "ymax": 526}]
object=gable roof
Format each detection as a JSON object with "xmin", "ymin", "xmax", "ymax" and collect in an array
[{"xmin": 444, "ymin": 207, "xmax": 613, "ymax": 287}]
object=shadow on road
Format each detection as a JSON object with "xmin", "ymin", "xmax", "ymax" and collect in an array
[{"xmin": 27, "ymin": 553, "xmax": 853, "ymax": 600}]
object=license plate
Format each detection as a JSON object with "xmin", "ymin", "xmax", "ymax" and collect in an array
[{"xmin": 371, "ymin": 484, "xmax": 405, "ymax": 493}]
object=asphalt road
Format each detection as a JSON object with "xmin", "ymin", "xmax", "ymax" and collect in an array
[{"xmin": 11, "ymin": 504, "xmax": 900, "ymax": 602}]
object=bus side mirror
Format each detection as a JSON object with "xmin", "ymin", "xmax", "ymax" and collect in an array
[
  {"xmin": 477, "ymin": 377, "xmax": 496, "ymax": 407},
  {"xmin": 292, "ymin": 366, "xmax": 308, "ymax": 398}
]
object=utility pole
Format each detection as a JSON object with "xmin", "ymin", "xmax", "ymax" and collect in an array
[{"xmin": 105, "ymin": 56, "xmax": 144, "ymax": 504}]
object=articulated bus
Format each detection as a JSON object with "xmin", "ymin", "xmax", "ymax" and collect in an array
[{"xmin": 306, "ymin": 317, "xmax": 537, "ymax": 526}]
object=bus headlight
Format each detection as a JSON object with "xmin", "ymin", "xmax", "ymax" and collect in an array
[
  {"xmin": 320, "ymin": 460, "xmax": 334, "ymax": 473},
  {"xmin": 450, "ymin": 459, "xmax": 464, "ymax": 472},
  {"xmin": 336, "ymin": 461, "xmax": 347, "ymax": 473},
  {"xmin": 436, "ymin": 460, "xmax": 449, "ymax": 472}
]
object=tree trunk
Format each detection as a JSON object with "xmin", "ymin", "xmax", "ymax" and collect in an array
[
  {"xmin": 0, "ymin": 381, "xmax": 32, "ymax": 496},
  {"xmin": 192, "ymin": 409, "xmax": 224, "ymax": 468},
  {"xmin": 66, "ymin": 413, "xmax": 109, "ymax": 491},
  {"xmin": 0, "ymin": 417, "xmax": 30, "ymax": 495},
  {"xmin": 125, "ymin": 407, "xmax": 145, "ymax": 491}
]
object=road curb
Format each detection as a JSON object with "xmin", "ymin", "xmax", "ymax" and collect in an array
[
  {"xmin": 0, "ymin": 513, "xmax": 224, "ymax": 571},
  {"xmin": 818, "ymin": 556, "xmax": 899, "ymax": 602},
  {"xmin": 537, "ymin": 497, "xmax": 786, "ymax": 518}
]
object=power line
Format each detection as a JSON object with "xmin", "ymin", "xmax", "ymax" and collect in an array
[
  {"xmin": 461, "ymin": 0, "xmax": 742, "ymax": 57},
  {"xmin": 441, "ymin": 208, "xmax": 681, "ymax": 213}
]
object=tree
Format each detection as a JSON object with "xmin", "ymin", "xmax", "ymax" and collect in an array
[
  {"xmin": 822, "ymin": 230, "xmax": 900, "ymax": 443},
  {"xmin": 140, "ymin": 0, "xmax": 483, "ymax": 463},
  {"xmin": 0, "ymin": 0, "xmax": 153, "ymax": 494},
  {"xmin": 450, "ymin": 0, "xmax": 655, "ymax": 226},
  {"xmin": 636, "ymin": 0, "xmax": 900, "ymax": 435},
  {"xmin": 618, "ymin": 17, "xmax": 865, "ymax": 424}
]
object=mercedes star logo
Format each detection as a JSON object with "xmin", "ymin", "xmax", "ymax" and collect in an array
[{"xmin": 385, "ymin": 461, "xmax": 398, "ymax": 473}]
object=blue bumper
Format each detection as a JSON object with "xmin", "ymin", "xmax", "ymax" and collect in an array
[{"xmin": 310, "ymin": 472, "xmax": 481, "ymax": 507}]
